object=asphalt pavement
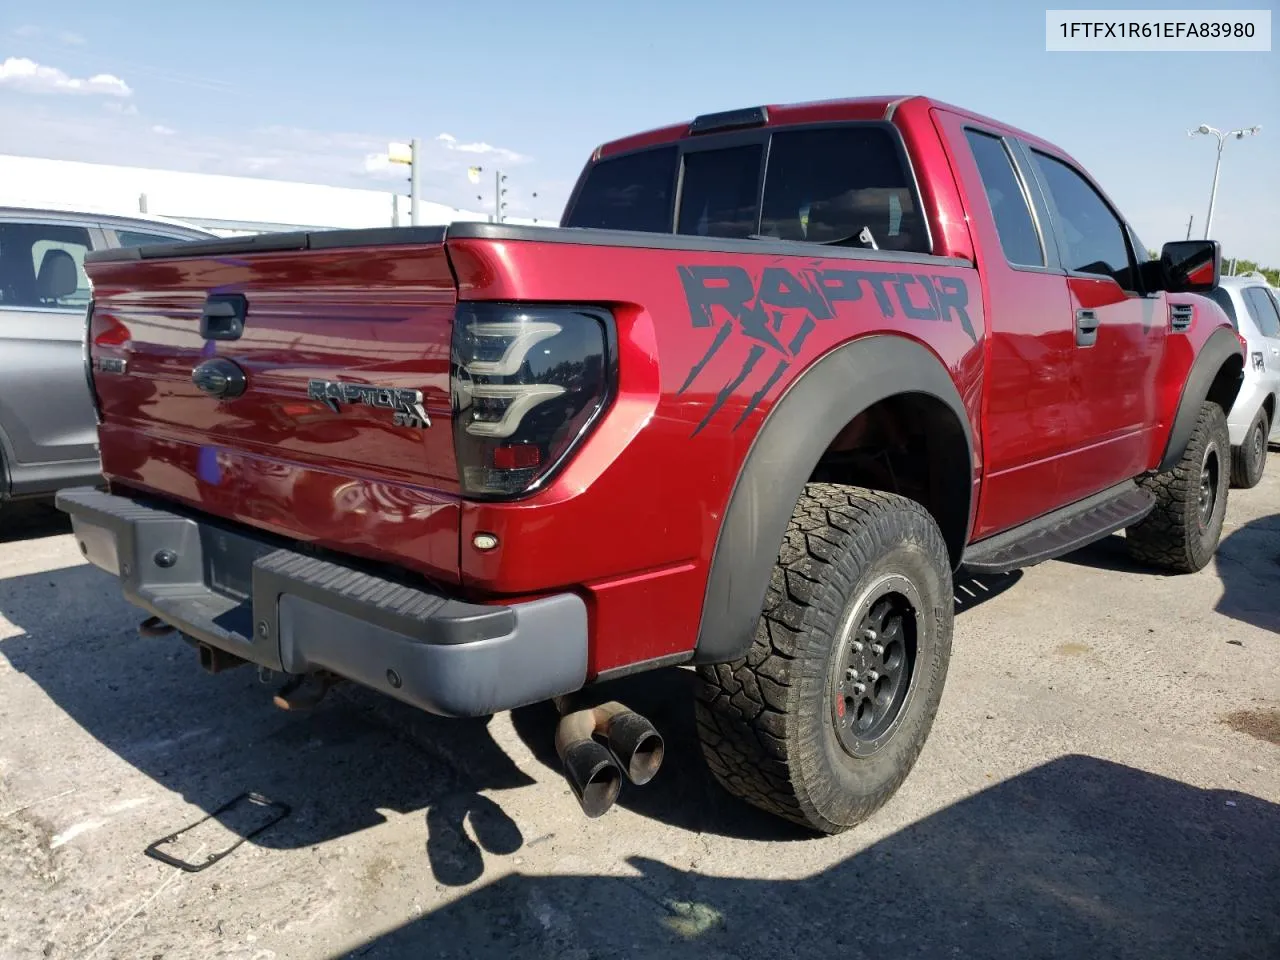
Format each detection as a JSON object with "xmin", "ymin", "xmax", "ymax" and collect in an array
[{"xmin": 1, "ymin": 464, "xmax": 1277, "ymax": 960}]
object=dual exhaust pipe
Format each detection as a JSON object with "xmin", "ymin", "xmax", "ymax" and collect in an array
[{"xmin": 554, "ymin": 700, "xmax": 664, "ymax": 818}]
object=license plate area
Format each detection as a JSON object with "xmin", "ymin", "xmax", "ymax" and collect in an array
[{"xmin": 198, "ymin": 523, "xmax": 275, "ymax": 601}]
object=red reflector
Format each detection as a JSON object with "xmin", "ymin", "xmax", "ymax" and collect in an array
[
  {"xmin": 492, "ymin": 444, "xmax": 541, "ymax": 470},
  {"xmin": 93, "ymin": 317, "xmax": 130, "ymax": 346}
]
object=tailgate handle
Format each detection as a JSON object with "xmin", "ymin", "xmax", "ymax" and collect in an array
[{"xmin": 201, "ymin": 294, "xmax": 248, "ymax": 341}]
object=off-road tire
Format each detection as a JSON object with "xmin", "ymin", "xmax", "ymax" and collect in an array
[
  {"xmin": 1127, "ymin": 401, "xmax": 1230, "ymax": 573},
  {"xmin": 694, "ymin": 484, "xmax": 953, "ymax": 835},
  {"xmin": 1230, "ymin": 407, "xmax": 1269, "ymax": 489}
]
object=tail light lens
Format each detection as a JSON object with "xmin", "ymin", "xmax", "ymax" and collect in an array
[{"xmin": 451, "ymin": 302, "xmax": 615, "ymax": 497}]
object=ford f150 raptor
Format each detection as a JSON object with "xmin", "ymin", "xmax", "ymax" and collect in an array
[{"xmin": 59, "ymin": 95, "xmax": 1243, "ymax": 834}]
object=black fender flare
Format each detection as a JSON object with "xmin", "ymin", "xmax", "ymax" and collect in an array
[
  {"xmin": 1156, "ymin": 326, "xmax": 1244, "ymax": 474},
  {"xmin": 692, "ymin": 335, "xmax": 975, "ymax": 665}
]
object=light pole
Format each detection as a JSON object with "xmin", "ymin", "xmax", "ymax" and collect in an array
[{"xmin": 1188, "ymin": 123, "xmax": 1261, "ymax": 240}]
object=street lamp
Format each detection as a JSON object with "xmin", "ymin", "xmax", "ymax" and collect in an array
[{"xmin": 1188, "ymin": 123, "xmax": 1261, "ymax": 240}]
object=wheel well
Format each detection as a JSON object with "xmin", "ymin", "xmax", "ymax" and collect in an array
[
  {"xmin": 1264, "ymin": 393, "xmax": 1276, "ymax": 426},
  {"xmin": 1206, "ymin": 354, "xmax": 1245, "ymax": 416},
  {"xmin": 808, "ymin": 392, "xmax": 971, "ymax": 568}
]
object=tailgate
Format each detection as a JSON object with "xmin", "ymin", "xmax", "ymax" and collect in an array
[{"xmin": 83, "ymin": 227, "xmax": 462, "ymax": 581}]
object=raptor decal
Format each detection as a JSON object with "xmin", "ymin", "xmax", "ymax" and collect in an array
[{"xmin": 677, "ymin": 263, "xmax": 976, "ymax": 436}]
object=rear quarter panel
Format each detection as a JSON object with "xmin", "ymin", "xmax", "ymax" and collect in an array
[{"xmin": 447, "ymin": 235, "xmax": 985, "ymax": 674}]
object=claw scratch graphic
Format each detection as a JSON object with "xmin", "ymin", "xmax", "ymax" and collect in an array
[{"xmin": 677, "ymin": 263, "xmax": 976, "ymax": 436}]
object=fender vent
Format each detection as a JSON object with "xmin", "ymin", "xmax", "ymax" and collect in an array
[{"xmin": 1170, "ymin": 303, "xmax": 1194, "ymax": 333}]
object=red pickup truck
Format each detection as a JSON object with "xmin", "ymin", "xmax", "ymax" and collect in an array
[{"xmin": 61, "ymin": 95, "xmax": 1242, "ymax": 835}]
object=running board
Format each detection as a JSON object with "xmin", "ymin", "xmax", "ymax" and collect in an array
[{"xmin": 962, "ymin": 481, "xmax": 1155, "ymax": 575}]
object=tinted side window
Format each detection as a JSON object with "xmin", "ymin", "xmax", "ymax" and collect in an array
[
  {"xmin": 116, "ymin": 229, "xmax": 193, "ymax": 247},
  {"xmin": 563, "ymin": 146, "xmax": 677, "ymax": 233},
  {"xmin": 0, "ymin": 222, "xmax": 93, "ymax": 309},
  {"xmin": 964, "ymin": 131, "xmax": 1044, "ymax": 267},
  {"xmin": 1243, "ymin": 286, "xmax": 1280, "ymax": 338},
  {"xmin": 758, "ymin": 126, "xmax": 928, "ymax": 253},
  {"xmin": 1031, "ymin": 151, "xmax": 1136, "ymax": 290},
  {"xmin": 677, "ymin": 144, "xmax": 763, "ymax": 239}
]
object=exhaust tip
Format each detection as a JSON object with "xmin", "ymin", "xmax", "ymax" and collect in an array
[
  {"xmin": 561, "ymin": 739, "xmax": 622, "ymax": 818},
  {"xmin": 606, "ymin": 711, "xmax": 665, "ymax": 785}
]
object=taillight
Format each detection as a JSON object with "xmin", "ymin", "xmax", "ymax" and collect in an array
[{"xmin": 451, "ymin": 302, "xmax": 615, "ymax": 497}]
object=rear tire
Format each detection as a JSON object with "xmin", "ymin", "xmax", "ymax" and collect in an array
[
  {"xmin": 1127, "ymin": 401, "xmax": 1230, "ymax": 573},
  {"xmin": 694, "ymin": 484, "xmax": 953, "ymax": 835},
  {"xmin": 1230, "ymin": 407, "xmax": 1269, "ymax": 489}
]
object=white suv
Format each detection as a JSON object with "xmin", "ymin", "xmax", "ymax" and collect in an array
[{"xmin": 1207, "ymin": 274, "xmax": 1280, "ymax": 488}]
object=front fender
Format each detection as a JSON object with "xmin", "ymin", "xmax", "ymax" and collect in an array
[{"xmin": 1157, "ymin": 325, "xmax": 1244, "ymax": 473}]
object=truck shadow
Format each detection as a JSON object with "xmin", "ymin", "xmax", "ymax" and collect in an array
[
  {"xmin": 0, "ymin": 499, "xmax": 72, "ymax": 544},
  {"xmin": 337, "ymin": 754, "xmax": 1280, "ymax": 960},
  {"xmin": 1213, "ymin": 513, "xmax": 1280, "ymax": 634},
  {"xmin": 1053, "ymin": 515, "xmax": 1280, "ymax": 634},
  {"xmin": 0, "ymin": 563, "xmax": 534, "ymax": 887},
  {"xmin": 505, "ymin": 570, "xmax": 1026, "ymax": 839}
]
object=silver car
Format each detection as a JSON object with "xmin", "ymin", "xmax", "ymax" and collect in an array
[
  {"xmin": 1207, "ymin": 273, "xmax": 1280, "ymax": 488},
  {"xmin": 0, "ymin": 207, "xmax": 214, "ymax": 514}
]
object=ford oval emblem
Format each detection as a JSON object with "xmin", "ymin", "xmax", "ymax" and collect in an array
[{"xmin": 192, "ymin": 358, "xmax": 248, "ymax": 399}]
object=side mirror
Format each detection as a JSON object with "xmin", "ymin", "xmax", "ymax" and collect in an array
[{"xmin": 1159, "ymin": 239, "xmax": 1221, "ymax": 293}]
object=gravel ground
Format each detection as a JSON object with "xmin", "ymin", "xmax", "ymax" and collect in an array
[{"xmin": 0, "ymin": 463, "xmax": 1277, "ymax": 960}]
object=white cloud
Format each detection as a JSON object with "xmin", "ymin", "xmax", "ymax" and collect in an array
[
  {"xmin": 435, "ymin": 130, "xmax": 528, "ymax": 164},
  {"xmin": 151, "ymin": 124, "xmax": 175, "ymax": 135},
  {"xmin": 13, "ymin": 25, "xmax": 42, "ymax": 39},
  {"xmin": 59, "ymin": 32, "xmax": 87, "ymax": 46},
  {"xmin": 104, "ymin": 101, "xmax": 139, "ymax": 115},
  {"xmin": 0, "ymin": 57, "xmax": 130, "ymax": 97}
]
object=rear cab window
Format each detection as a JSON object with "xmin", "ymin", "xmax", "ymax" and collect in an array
[
  {"xmin": 562, "ymin": 146, "xmax": 677, "ymax": 233},
  {"xmin": 564, "ymin": 122, "xmax": 930, "ymax": 254}
]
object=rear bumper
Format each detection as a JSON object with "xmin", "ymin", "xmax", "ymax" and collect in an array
[{"xmin": 55, "ymin": 487, "xmax": 588, "ymax": 718}]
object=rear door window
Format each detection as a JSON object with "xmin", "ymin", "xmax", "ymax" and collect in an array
[
  {"xmin": 964, "ymin": 130, "xmax": 1044, "ymax": 267},
  {"xmin": 0, "ymin": 222, "xmax": 93, "ymax": 309},
  {"xmin": 115, "ymin": 228, "xmax": 196, "ymax": 248}
]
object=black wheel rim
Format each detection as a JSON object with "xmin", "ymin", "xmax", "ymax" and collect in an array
[
  {"xmin": 1252, "ymin": 422, "xmax": 1266, "ymax": 467},
  {"xmin": 831, "ymin": 575, "xmax": 921, "ymax": 758},
  {"xmin": 1198, "ymin": 446, "xmax": 1220, "ymax": 528}
]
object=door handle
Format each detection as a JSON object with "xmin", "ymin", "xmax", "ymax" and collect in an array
[{"xmin": 1075, "ymin": 309, "xmax": 1099, "ymax": 347}]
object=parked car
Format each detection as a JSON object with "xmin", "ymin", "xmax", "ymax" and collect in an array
[
  {"xmin": 59, "ymin": 95, "xmax": 1242, "ymax": 836},
  {"xmin": 1205, "ymin": 273, "xmax": 1280, "ymax": 487},
  {"xmin": 0, "ymin": 207, "xmax": 215, "ymax": 514}
]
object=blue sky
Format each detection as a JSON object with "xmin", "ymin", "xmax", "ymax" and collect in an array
[{"xmin": 2, "ymin": 0, "xmax": 1276, "ymax": 260}]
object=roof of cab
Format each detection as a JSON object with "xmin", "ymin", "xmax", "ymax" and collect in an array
[{"xmin": 592, "ymin": 94, "xmax": 1065, "ymax": 162}]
